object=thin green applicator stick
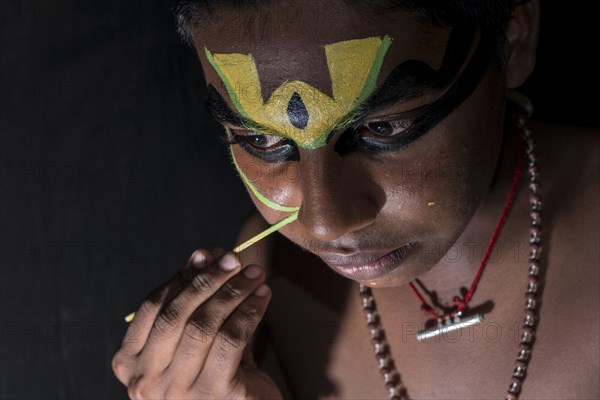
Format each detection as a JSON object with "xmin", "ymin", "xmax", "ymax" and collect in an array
[
  {"xmin": 125, "ymin": 124, "xmax": 304, "ymax": 323},
  {"xmin": 123, "ymin": 211, "xmax": 298, "ymax": 323},
  {"xmin": 124, "ymin": 145, "xmax": 300, "ymax": 323},
  {"xmin": 232, "ymin": 210, "xmax": 298, "ymax": 253}
]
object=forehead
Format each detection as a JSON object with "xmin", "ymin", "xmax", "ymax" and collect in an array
[
  {"xmin": 194, "ymin": 2, "xmax": 452, "ymax": 93},
  {"xmin": 192, "ymin": 2, "xmax": 459, "ymax": 148}
]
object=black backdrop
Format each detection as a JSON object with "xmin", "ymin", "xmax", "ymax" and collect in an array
[{"xmin": 0, "ymin": 1, "xmax": 596, "ymax": 399}]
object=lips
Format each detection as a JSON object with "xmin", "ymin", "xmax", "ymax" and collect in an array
[{"xmin": 317, "ymin": 242, "xmax": 418, "ymax": 281}]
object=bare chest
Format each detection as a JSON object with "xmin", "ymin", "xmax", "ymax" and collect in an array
[{"xmin": 264, "ymin": 271, "xmax": 597, "ymax": 399}]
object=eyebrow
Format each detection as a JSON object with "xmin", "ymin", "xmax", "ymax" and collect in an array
[
  {"xmin": 334, "ymin": 29, "xmax": 490, "ymax": 156},
  {"xmin": 205, "ymin": 84, "xmax": 272, "ymax": 132},
  {"xmin": 345, "ymin": 24, "xmax": 475, "ymax": 121},
  {"xmin": 324, "ymin": 25, "xmax": 475, "ymax": 141},
  {"xmin": 205, "ymin": 25, "xmax": 475, "ymax": 137},
  {"xmin": 204, "ymin": 63, "xmax": 449, "ymax": 134}
]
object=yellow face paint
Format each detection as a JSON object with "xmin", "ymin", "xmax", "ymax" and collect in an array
[{"xmin": 206, "ymin": 36, "xmax": 392, "ymax": 149}]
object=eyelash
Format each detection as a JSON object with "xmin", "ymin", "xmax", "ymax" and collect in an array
[
  {"xmin": 348, "ymin": 116, "xmax": 419, "ymax": 152},
  {"xmin": 223, "ymin": 131, "xmax": 299, "ymax": 162},
  {"xmin": 224, "ymin": 114, "xmax": 422, "ymax": 162}
]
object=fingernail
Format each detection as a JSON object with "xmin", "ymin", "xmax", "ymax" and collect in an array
[
  {"xmin": 192, "ymin": 251, "xmax": 207, "ymax": 267},
  {"xmin": 219, "ymin": 253, "xmax": 239, "ymax": 271},
  {"xmin": 254, "ymin": 284, "xmax": 270, "ymax": 297},
  {"xmin": 243, "ymin": 265, "xmax": 263, "ymax": 279}
]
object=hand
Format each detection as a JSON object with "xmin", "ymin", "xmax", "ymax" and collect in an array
[{"xmin": 112, "ymin": 249, "xmax": 282, "ymax": 399}]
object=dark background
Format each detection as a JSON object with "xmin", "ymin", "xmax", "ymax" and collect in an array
[{"xmin": 0, "ymin": 1, "xmax": 597, "ymax": 399}]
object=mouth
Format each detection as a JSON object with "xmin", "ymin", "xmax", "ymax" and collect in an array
[{"xmin": 318, "ymin": 242, "xmax": 418, "ymax": 281}]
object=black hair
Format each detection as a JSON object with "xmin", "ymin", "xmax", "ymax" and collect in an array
[{"xmin": 172, "ymin": 0, "xmax": 514, "ymax": 66}]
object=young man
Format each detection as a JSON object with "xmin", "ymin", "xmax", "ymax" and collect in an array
[{"xmin": 112, "ymin": 0, "xmax": 599, "ymax": 398}]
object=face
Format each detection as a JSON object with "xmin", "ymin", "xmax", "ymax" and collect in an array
[{"xmin": 192, "ymin": 1, "xmax": 507, "ymax": 287}]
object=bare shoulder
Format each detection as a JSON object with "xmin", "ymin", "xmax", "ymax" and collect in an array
[
  {"xmin": 531, "ymin": 121, "xmax": 599, "ymax": 394},
  {"xmin": 532, "ymin": 121, "xmax": 599, "ymax": 245},
  {"xmin": 532, "ymin": 121, "xmax": 599, "ymax": 181},
  {"xmin": 532, "ymin": 121, "xmax": 598, "ymax": 232}
]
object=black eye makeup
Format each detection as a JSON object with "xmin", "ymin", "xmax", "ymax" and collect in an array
[
  {"xmin": 224, "ymin": 128, "xmax": 300, "ymax": 162},
  {"xmin": 336, "ymin": 27, "xmax": 491, "ymax": 156},
  {"xmin": 224, "ymin": 105, "xmax": 425, "ymax": 162},
  {"xmin": 334, "ymin": 105, "xmax": 428, "ymax": 155},
  {"xmin": 223, "ymin": 24, "xmax": 490, "ymax": 162}
]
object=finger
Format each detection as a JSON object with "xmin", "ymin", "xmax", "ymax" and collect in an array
[
  {"xmin": 181, "ymin": 248, "xmax": 226, "ymax": 281},
  {"xmin": 113, "ymin": 249, "xmax": 216, "ymax": 386},
  {"xmin": 168, "ymin": 265, "xmax": 267, "ymax": 390},
  {"xmin": 119, "ymin": 249, "xmax": 216, "ymax": 356},
  {"xmin": 192, "ymin": 282, "xmax": 271, "ymax": 393},
  {"xmin": 138, "ymin": 252, "xmax": 244, "ymax": 372}
]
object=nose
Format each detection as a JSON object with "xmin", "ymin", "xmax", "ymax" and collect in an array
[{"xmin": 296, "ymin": 151, "xmax": 383, "ymax": 243}]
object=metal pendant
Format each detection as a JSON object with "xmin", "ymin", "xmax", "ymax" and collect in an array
[{"xmin": 416, "ymin": 312, "xmax": 484, "ymax": 342}]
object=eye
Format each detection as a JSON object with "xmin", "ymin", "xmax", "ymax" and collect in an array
[
  {"xmin": 334, "ymin": 113, "xmax": 424, "ymax": 155},
  {"xmin": 225, "ymin": 128, "xmax": 299, "ymax": 162},
  {"xmin": 360, "ymin": 119, "xmax": 413, "ymax": 138},
  {"xmin": 244, "ymin": 134, "xmax": 286, "ymax": 150}
]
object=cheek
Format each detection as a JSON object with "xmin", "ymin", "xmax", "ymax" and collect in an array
[
  {"xmin": 231, "ymin": 146, "xmax": 302, "ymax": 223},
  {"xmin": 378, "ymin": 77, "xmax": 504, "ymax": 240},
  {"xmin": 373, "ymin": 153, "xmax": 486, "ymax": 242},
  {"xmin": 231, "ymin": 69, "xmax": 503, "ymax": 244}
]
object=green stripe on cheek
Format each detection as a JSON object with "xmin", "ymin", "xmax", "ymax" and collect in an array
[{"xmin": 227, "ymin": 132, "xmax": 300, "ymax": 213}]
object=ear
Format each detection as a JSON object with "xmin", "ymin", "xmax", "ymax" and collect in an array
[{"xmin": 504, "ymin": 0, "xmax": 541, "ymax": 88}]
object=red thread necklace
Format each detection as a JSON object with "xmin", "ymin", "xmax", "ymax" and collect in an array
[{"xmin": 409, "ymin": 135, "xmax": 523, "ymax": 340}]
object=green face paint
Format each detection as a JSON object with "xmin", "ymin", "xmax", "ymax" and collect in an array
[
  {"xmin": 230, "ymin": 143, "xmax": 300, "ymax": 248},
  {"xmin": 228, "ymin": 130, "xmax": 300, "ymax": 213},
  {"xmin": 217, "ymin": 37, "xmax": 392, "ymax": 217},
  {"xmin": 206, "ymin": 36, "xmax": 392, "ymax": 149}
]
